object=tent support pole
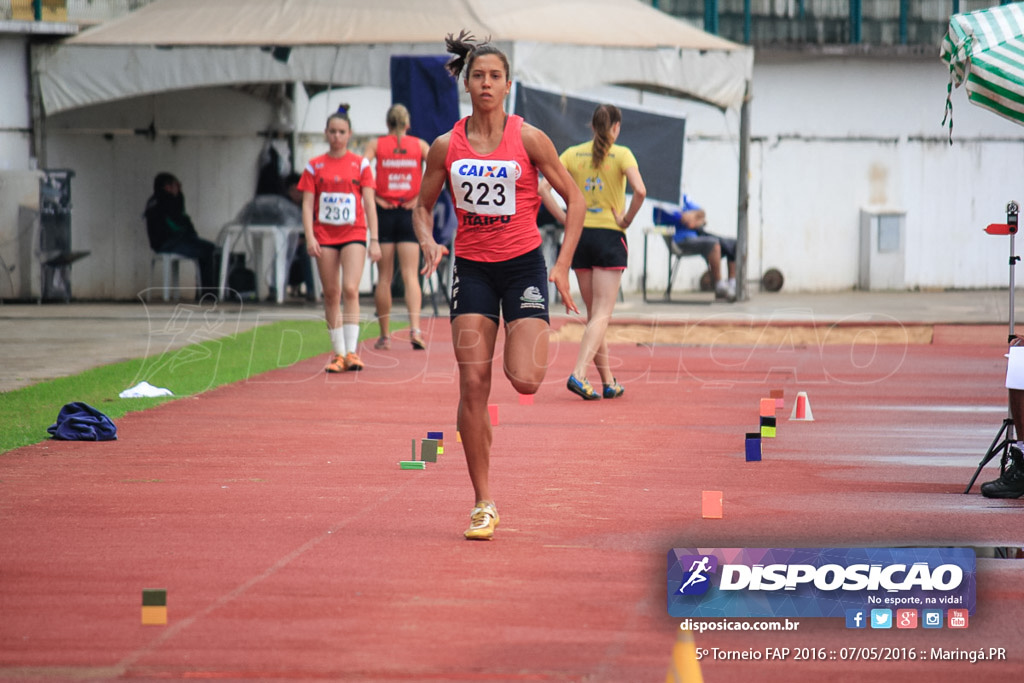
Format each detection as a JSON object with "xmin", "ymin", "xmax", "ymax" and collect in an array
[
  {"xmin": 29, "ymin": 44, "xmax": 47, "ymax": 168},
  {"xmin": 735, "ymin": 79, "xmax": 752, "ymax": 301}
]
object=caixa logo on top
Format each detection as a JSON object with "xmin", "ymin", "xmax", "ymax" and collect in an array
[{"xmin": 667, "ymin": 548, "xmax": 976, "ymax": 618}]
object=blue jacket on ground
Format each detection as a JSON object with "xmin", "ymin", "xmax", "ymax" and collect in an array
[{"xmin": 47, "ymin": 402, "xmax": 118, "ymax": 441}]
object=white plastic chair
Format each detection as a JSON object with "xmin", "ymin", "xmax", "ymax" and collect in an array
[{"xmin": 148, "ymin": 252, "xmax": 198, "ymax": 302}]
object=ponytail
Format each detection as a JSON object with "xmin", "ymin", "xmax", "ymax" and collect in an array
[
  {"xmin": 590, "ymin": 104, "xmax": 621, "ymax": 169},
  {"xmin": 444, "ymin": 29, "xmax": 510, "ymax": 82}
]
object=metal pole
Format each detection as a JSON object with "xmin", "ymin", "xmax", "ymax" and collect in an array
[
  {"xmin": 735, "ymin": 80, "xmax": 752, "ymax": 302},
  {"xmin": 744, "ymin": 0, "xmax": 752, "ymax": 44},
  {"xmin": 850, "ymin": 0, "xmax": 862, "ymax": 44},
  {"xmin": 1009, "ymin": 201, "xmax": 1019, "ymax": 340},
  {"xmin": 899, "ymin": 0, "xmax": 909, "ymax": 45},
  {"xmin": 1011, "ymin": 231, "xmax": 1017, "ymax": 339},
  {"xmin": 705, "ymin": 0, "xmax": 719, "ymax": 36}
]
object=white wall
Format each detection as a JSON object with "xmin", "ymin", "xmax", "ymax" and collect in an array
[
  {"xmin": 40, "ymin": 87, "xmax": 280, "ymax": 299},
  {"xmin": 590, "ymin": 52, "xmax": 1024, "ymax": 294},
  {"xmin": 747, "ymin": 53, "xmax": 1024, "ymax": 292}
]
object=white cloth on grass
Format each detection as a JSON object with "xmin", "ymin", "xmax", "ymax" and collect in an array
[{"xmin": 119, "ymin": 381, "xmax": 174, "ymax": 398}]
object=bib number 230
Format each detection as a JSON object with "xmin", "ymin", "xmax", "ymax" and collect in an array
[{"xmin": 318, "ymin": 192, "xmax": 356, "ymax": 225}]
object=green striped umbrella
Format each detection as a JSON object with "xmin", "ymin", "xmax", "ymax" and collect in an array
[{"xmin": 941, "ymin": 2, "xmax": 1024, "ymax": 139}]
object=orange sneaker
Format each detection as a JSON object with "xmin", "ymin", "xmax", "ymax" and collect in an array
[
  {"xmin": 325, "ymin": 353, "xmax": 346, "ymax": 373},
  {"xmin": 343, "ymin": 351, "xmax": 364, "ymax": 371}
]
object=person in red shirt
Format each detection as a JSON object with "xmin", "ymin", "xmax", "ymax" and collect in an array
[
  {"xmin": 299, "ymin": 105, "xmax": 381, "ymax": 372},
  {"xmin": 413, "ymin": 31, "xmax": 585, "ymax": 541},
  {"xmin": 364, "ymin": 104, "xmax": 430, "ymax": 351}
]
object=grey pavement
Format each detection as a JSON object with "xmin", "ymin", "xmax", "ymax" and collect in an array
[{"xmin": 0, "ymin": 288, "xmax": 1019, "ymax": 393}]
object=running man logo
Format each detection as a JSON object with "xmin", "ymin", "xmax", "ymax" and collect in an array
[{"xmin": 676, "ymin": 554, "xmax": 718, "ymax": 596}]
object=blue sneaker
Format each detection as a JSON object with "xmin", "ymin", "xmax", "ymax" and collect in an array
[
  {"xmin": 602, "ymin": 379, "xmax": 624, "ymax": 399},
  {"xmin": 567, "ymin": 375, "xmax": 601, "ymax": 400}
]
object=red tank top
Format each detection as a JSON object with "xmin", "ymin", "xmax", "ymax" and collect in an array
[
  {"xmin": 445, "ymin": 115, "xmax": 541, "ymax": 262},
  {"xmin": 374, "ymin": 134, "xmax": 423, "ymax": 204}
]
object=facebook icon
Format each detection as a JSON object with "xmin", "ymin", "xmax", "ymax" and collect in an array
[{"xmin": 845, "ymin": 609, "xmax": 867, "ymax": 629}]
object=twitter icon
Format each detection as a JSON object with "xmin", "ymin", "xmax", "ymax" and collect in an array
[{"xmin": 870, "ymin": 609, "xmax": 892, "ymax": 629}]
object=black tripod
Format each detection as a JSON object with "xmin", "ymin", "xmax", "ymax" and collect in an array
[{"xmin": 964, "ymin": 200, "xmax": 1020, "ymax": 494}]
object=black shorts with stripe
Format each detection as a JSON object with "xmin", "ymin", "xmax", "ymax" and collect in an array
[{"xmin": 571, "ymin": 227, "xmax": 628, "ymax": 270}]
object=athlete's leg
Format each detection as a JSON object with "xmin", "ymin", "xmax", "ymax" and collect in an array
[
  {"xmin": 452, "ymin": 313, "xmax": 499, "ymax": 504},
  {"xmin": 316, "ymin": 247, "xmax": 343, "ymax": 330},
  {"xmin": 397, "ymin": 241, "xmax": 423, "ymax": 334},
  {"xmin": 571, "ymin": 268, "xmax": 595, "ymax": 380},
  {"xmin": 339, "ymin": 243, "xmax": 367, "ymax": 326},
  {"xmin": 583, "ymin": 268, "xmax": 623, "ymax": 386},
  {"xmin": 503, "ymin": 316, "xmax": 550, "ymax": 395},
  {"xmin": 374, "ymin": 242, "xmax": 397, "ymax": 338}
]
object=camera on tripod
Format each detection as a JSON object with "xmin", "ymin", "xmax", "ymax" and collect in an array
[{"xmin": 1008, "ymin": 200, "xmax": 1019, "ymax": 235}]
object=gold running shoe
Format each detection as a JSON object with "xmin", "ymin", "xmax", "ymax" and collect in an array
[
  {"xmin": 410, "ymin": 329, "xmax": 426, "ymax": 350},
  {"xmin": 464, "ymin": 501, "xmax": 499, "ymax": 541},
  {"xmin": 343, "ymin": 352, "xmax": 364, "ymax": 371},
  {"xmin": 325, "ymin": 353, "xmax": 346, "ymax": 373}
]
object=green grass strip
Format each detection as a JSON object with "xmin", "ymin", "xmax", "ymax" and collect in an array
[{"xmin": 1, "ymin": 319, "xmax": 387, "ymax": 454}]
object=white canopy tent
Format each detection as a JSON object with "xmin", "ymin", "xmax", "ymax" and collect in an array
[
  {"xmin": 32, "ymin": 0, "xmax": 755, "ymax": 298},
  {"xmin": 37, "ymin": 0, "xmax": 751, "ymax": 115}
]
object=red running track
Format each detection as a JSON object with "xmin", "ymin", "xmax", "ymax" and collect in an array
[{"xmin": 1, "ymin": 319, "xmax": 1022, "ymax": 681}]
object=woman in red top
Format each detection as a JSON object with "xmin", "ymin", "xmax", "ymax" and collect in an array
[
  {"xmin": 364, "ymin": 104, "xmax": 431, "ymax": 351},
  {"xmin": 299, "ymin": 106, "xmax": 381, "ymax": 372},
  {"xmin": 413, "ymin": 31, "xmax": 585, "ymax": 541}
]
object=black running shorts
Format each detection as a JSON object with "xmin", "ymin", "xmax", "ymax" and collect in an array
[
  {"xmin": 571, "ymin": 228, "xmax": 628, "ymax": 270},
  {"xmin": 376, "ymin": 207, "xmax": 417, "ymax": 244},
  {"xmin": 450, "ymin": 247, "xmax": 549, "ymax": 323}
]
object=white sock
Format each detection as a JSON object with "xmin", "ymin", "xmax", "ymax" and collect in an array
[
  {"xmin": 343, "ymin": 323, "xmax": 360, "ymax": 355},
  {"xmin": 716, "ymin": 279, "xmax": 729, "ymax": 291},
  {"xmin": 329, "ymin": 327, "xmax": 345, "ymax": 355},
  {"xmin": 728, "ymin": 277, "xmax": 736, "ymax": 288}
]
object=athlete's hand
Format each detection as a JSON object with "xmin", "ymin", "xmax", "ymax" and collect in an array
[
  {"xmin": 611, "ymin": 207, "xmax": 631, "ymax": 230},
  {"xmin": 549, "ymin": 263, "xmax": 580, "ymax": 315},
  {"xmin": 419, "ymin": 240, "xmax": 449, "ymax": 278},
  {"xmin": 368, "ymin": 240, "xmax": 382, "ymax": 263},
  {"xmin": 306, "ymin": 236, "xmax": 322, "ymax": 259}
]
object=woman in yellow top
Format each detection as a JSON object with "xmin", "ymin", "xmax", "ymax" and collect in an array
[{"xmin": 558, "ymin": 104, "xmax": 646, "ymax": 400}]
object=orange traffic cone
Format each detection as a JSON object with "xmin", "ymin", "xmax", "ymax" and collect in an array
[
  {"xmin": 665, "ymin": 628, "xmax": 704, "ymax": 683},
  {"xmin": 790, "ymin": 391, "xmax": 814, "ymax": 421}
]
